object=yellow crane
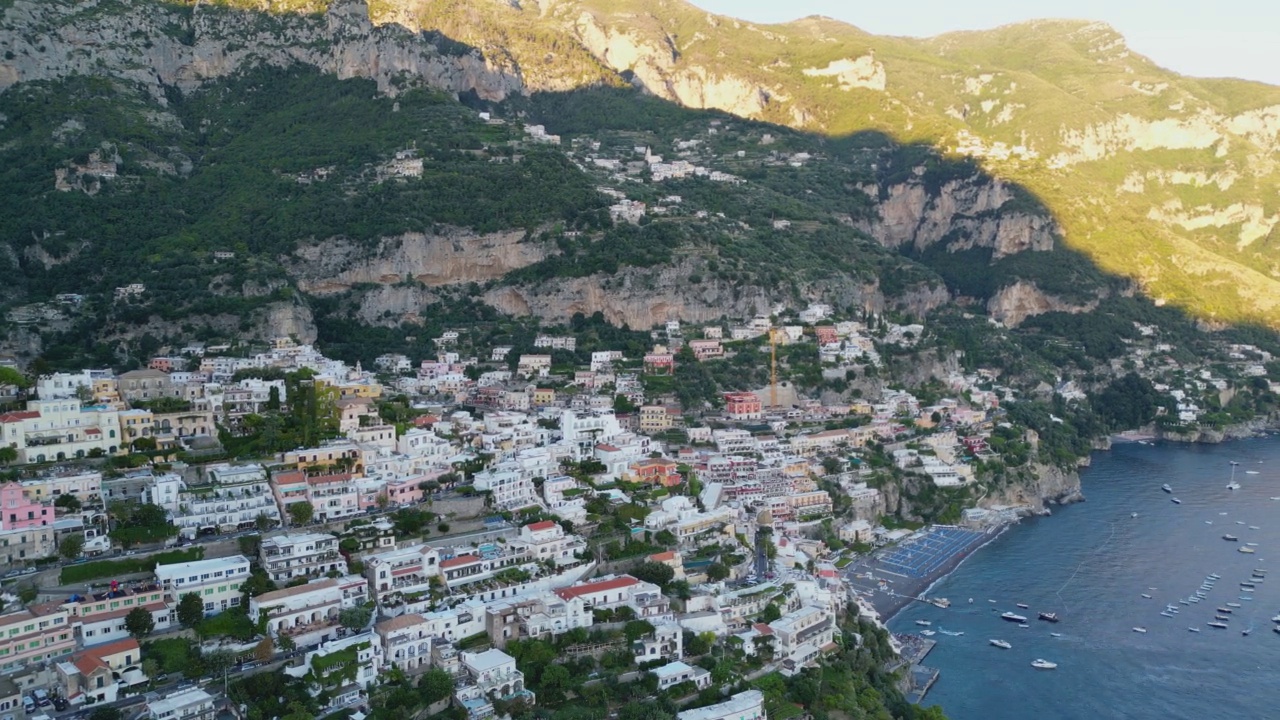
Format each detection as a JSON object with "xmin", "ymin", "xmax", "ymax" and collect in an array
[{"xmin": 769, "ymin": 327, "xmax": 780, "ymax": 409}]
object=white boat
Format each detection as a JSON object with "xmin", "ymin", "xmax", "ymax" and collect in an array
[
  {"xmin": 1208, "ymin": 622, "xmax": 1228, "ymax": 629},
  {"xmin": 915, "ymin": 620, "xmax": 932, "ymax": 627},
  {"xmin": 920, "ymin": 630, "xmax": 936, "ymax": 636},
  {"xmin": 1016, "ymin": 603, "xmax": 1030, "ymax": 609},
  {"xmin": 1240, "ymin": 547, "xmax": 1257, "ymax": 554},
  {"xmin": 990, "ymin": 639, "xmax": 1012, "ymax": 649},
  {"xmin": 1131, "ymin": 512, "xmax": 1138, "ymax": 518},
  {"xmin": 1019, "ymin": 623, "xmax": 1030, "ymax": 628},
  {"xmin": 1160, "ymin": 611, "xmax": 1175, "ymax": 618},
  {"xmin": 939, "ymin": 630, "xmax": 964, "ymax": 636},
  {"xmin": 1050, "ymin": 632, "xmax": 1062, "ymax": 638},
  {"xmin": 988, "ymin": 599, "xmax": 997, "ymax": 603},
  {"xmin": 1188, "ymin": 627, "xmax": 1201, "ymax": 633},
  {"xmin": 1209, "ymin": 573, "xmax": 1222, "ymax": 579},
  {"xmin": 1178, "ymin": 600, "xmax": 1190, "ymax": 605},
  {"xmin": 1162, "ymin": 484, "xmax": 1173, "ymax": 493},
  {"xmin": 1133, "ymin": 627, "xmax": 1147, "ymax": 633},
  {"xmin": 1171, "ymin": 497, "xmax": 1182, "ymax": 504},
  {"xmin": 1031, "ymin": 659, "xmax": 1058, "ymax": 670},
  {"xmin": 1271, "ymin": 497, "xmax": 1280, "ymax": 501},
  {"xmin": 1205, "ymin": 521, "xmax": 1213, "ymax": 525},
  {"xmin": 1249, "ymin": 526, "xmax": 1261, "ymax": 530},
  {"xmin": 1227, "ymin": 482, "xmax": 1241, "ymax": 491},
  {"xmin": 1237, "ymin": 521, "xmax": 1246, "ymax": 525},
  {"xmin": 1247, "ymin": 542, "xmax": 1260, "ymax": 546},
  {"xmin": 1273, "ymin": 615, "xmax": 1280, "ymax": 624},
  {"xmin": 1223, "ymin": 534, "xmax": 1239, "ymax": 541},
  {"xmin": 1141, "ymin": 594, "xmax": 1152, "ymax": 599},
  {"xmin": 1001, "ymin": 612, "xmax": 1029, "ymax": 623},
  {"xmin": 1227, "ymin": 602, "xmax": 1242, "ymax": 608},
  {"xmin": 1246, "ymin": 471, "xmax": 1260, "ymax": 475}
]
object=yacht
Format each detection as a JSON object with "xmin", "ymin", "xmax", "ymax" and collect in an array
[
  {"xmin": 920, "ymin": 630, "xmax": 936, "ymax": 636},
  {"xmin": 1016, "ymin": 603, "xmax": 1030, "ymax": 609},
  {"xmin": 1227, "ymin": 482, "xmax": 1241, "ymax": 491},
  {"xmin": 1253, "ymin": 570, "xmax": 1266, "ymax": 576},
  {"xmin": 1160, "ymin": 611, "xmax": 1175, "ymax": 618},
  {"xmin": 1030, "ymin": 659, "xmax": 1058, "ymax": 670},
  {"xmin": 915, "ymin": 620, "xmax": 932, "ymax": 627},
  {"xmin": 1050, "ymin": 632, "xmax": 1062, "ymax": 638},
  {"xmin": 990, "ymin": 639, "xmax": 1012, "ymax": 649},
  {"xmin": 1216, "ymin": 615, "xmax": 1231, "ymax": 621},
  {"xmin": 1223, "ymin": 534, "xmax": 1239, "ymax": 542},
  {"xmin": 1209, "ymin": 573, "xmax": 1222, "ymax": 579},
  {"xmin": 1239, "ymin": 546, "xmax": 1257, "ymax": 554},
  {"xmin": 1171, "ymin": 497, "xmax": 1182, "ymax": 504},
  {"xmin": 1001, "ymin": 612, "xmax": 1029, "ymax": 623},
  {"xmin": 1188, "ymin": 627, "xmax": 1201, "ymax": 633},
  {"xmin": 1218, "ymin": 607, "xmax": 1233, "ymax": 614},
  {"xmin": 1038, "ymin": 612, "xmax": 1060, "ymax": 623},
  {"xmin": 1270, "ymin": 614, "xmax": 1280, "ymax": 623},
  {"xmin": 1141, "ymin": 593, "xmax": 1152, "ymax": 599},
  {"xmin": 1162, "ymin": 484, "xmax": 1173, "ymax": 493},
  {"xmin": 1133, "ymin": 627, "xmax": 1147, "ymax": 633},
  {"xmin": 1227, "ymin": 602, "xmax": 1242, "ymax": 608},
  {"xmin": 1209, "ymin": 622, "xmax": 1229, "ymax": 629}
]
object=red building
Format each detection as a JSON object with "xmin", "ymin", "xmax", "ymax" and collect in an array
[
  {"xmin": 644, "ymin": 353, "xmax": 675, "ymax": 374},
  {"xmin": 815, "ymin": 326, "xmax": 839, "ymax": 346},
  {"xmin": 626, "ymin": 458, "xmax": 683, "ymax": 487},
  {"xmin": 723, "ymin": 392, "xmax": 763, "ymax": 420}
]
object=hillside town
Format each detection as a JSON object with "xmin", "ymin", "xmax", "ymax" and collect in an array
[{"xmin": 0, "ymin": 302, "xmax": 1275, "ymax": 720}]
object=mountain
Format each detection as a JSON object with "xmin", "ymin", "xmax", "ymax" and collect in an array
[{"xmin": 0, "ymin": 0, "xmax": 1277, "ymax": 372}]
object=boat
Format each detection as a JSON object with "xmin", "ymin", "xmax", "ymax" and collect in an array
[
  {"xmin": 1016, "ymin": 603, "xmax": 1030, "ymax": 609},
  {"xmin": 1206, "ymin": 521, "xmax": 1213, "ymax": 525},
  {"xmin": 1171, "ymin": 498, "xmax": 1182, "ymax": 504},
  {"xmin": 1249, "ymin": 526, "xmax": 1261, "ymax": 530},
  {"xmin": 1160, "ymin": 611, "xmax": 1175, "ymax": 618},
  {"xmin": 1001, "ymin": 612, "xmax": 1028, "ymax": 623},
  {"xmin": 988, "ymin": 599, "xmax": 997, "ymax": 603},
  {"xmin": 1188, "ymin": 627, "xmax": 1201, "ymax": 633},
  {"xmin": 1218, "ymin": 607, "xmax": 1233, "ymax": 614},
  {"xmin": 1162, "ymin": 484, "xmax": 1173, "ymax": 493},
  {"xmin": 1230, "ymin": 461, "xmax": 1240, "ymax": 466},
  {"xmin": 939, "ymin": 630, "xmax": 964, "ymax": 637},
  {"xmin": 1223, "ymin": 535, "xmax": 1239, "ymax": 541},
  {"xmin": 931, "ymin": 598, "xmax": 951, "ymax": 609},
  {"xmin": 1237, "ymin": 521, "xmax": 1246, "ymax": 526},
  {"xmin": 1188, "ymin": 597, "xmax": 1201, "ymax": 603},
  {"xmin": 990, "ymin": 639, "xmax": 1012, "ymax": 649},
  {"xmin": 1038, "ymin": 612, "xmax": 1060, "ymax": 623},
  {"xmin": 1250, "ymin": 577, "xmax": 1265, "ymax": 583},
  {"xmin": 1209, "ymin": 622, "xmax": 1229, "ymax": 629},
  {"xmin": 1246, "ymin": 542, "xmax": 1259, "ymax": 546},
  {"xmin": 1019, "ymin": 623, "xmax": 1030, "ymax": 628},
  {"xmin": 1254, "ymin": 570, "xmax": 1266, "ymax": 575},
  {"xmin": 1247, "ymin": 470, "xmax": 1260, "ymax": 474},
  {"xmin": 1031, "ymin": 659, "xmax": 1058, "ymax": 670},
  {"xmin": 1050, "ymin": 632, "xmax": 1062, "ymax": 638},
  {"xmin": 1131, "ymin": 512, "xmax": 1139, "ymax": 518},
  {"xmin": 1271, "ymin": 614, "xmax": 1280, "ymax": 623},
  {"xmin": 1179, "ymin": 600, "xmax": 1190, "ymax": 605},
  {"xmin": 1240, "ymin": 547, "xmax": 1257, "ymax": 554},
  {"xmin": 1227, "ymin": 482, "xmax": 1241, "ymax": 491},
  {"xmin": 915, "ymin": 620, "xmax": 932, "ymax": 627},
  {"xmin": 1242, "ymin": 629, "xmax": 1252, "ymax": 636},
  {"xmin": 1209, "ymin": 573, "xmax": 1221, "ymax": 579},
  {"xmin": 1240, "ymin": 596, "xmax": 1254, "ymax": 601},
  {"xmin": 1141, "ymin": 594, "xmax": 1152, "ymax": 599},
  {"xmin": 969, "ymin": 598, "xmax": 974, "ymax": 604},
  {"xmin": 1133, "ymin": 627, "xmax": 1147, "ymax": 633},
  {"xmin": 1216, "ymin": 615, "xmax": 1231, "ymax": 621},
  {"xmin": 1275, "ymin": 627, "xmax": 1280, "ymax": 635},
  {"xmin": 1271, "ymin": 497, "xmax": 1280, "ymax": 501},
  {"xmin": 1227, "ymin": 602, "xmax": 1242, "ymax": 608},
  {"xmin": 920, "ymin": 630, "xmax": 936, "ymax": 636}
]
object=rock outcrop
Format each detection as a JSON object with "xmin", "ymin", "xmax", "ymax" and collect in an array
[
  {"xmin": 986, "ymin": 280, "xmax": 1099, "ymax": 327},
  {"xmin": 0, "ymin": 0, "xmax": 522, "ymax": 101}
]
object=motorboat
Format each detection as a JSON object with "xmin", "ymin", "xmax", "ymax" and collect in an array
[
  {"xmin": 988, "ymin": 599, "xmax": 997, "ymax": 603},
  {"xmin": 1016, "ymin": 603, "xmax": 1030, "ymax": 609},
  {"xmin": 1227, "ymin": 482, "xmax": 1241, "ymax": 491},
  {"xmin": 1188, "ymin": 627, "xmax": 1201, "ymax": 633},
  {"xmin": 1254, "ymin": 570, "xmax": 1267, "ymax": 576},
  {"xmin": 1249, "ymin": 526, "xmax": 1261, "ymax": 530},
  {"xmin": 1038, "ymin": 612, "xmax": 1060, "ymax": 623},
  {"xmin": 1230, "ymin": 461, "xmax": 1240, "ymax": 466},
  {"xmin": 1001, "ymin": 612, "xmax": 1029, "ymax": 623},
  {"xmin": 1239, "ymin": 547, "xmax": 1257, "ymax": 554},
  {"xmin": 1270, "ymin": 614, "xmax": 1280, "ymax": 623},
  {"xmin": 939, "ymin": 630, "xmax": 964, "ymax": 636},
  {"xmin": 1218, "ymin": 607, "xmax": 1233, "ymax": 613},
  {"xmin": 1132, "ymin": 627, "xmax": 1147, "ymax": 633},
  {"xmin": 1242, "ymin": 629, "xmax": 1251, "ymax": 636},
  {"xmin": 1160, "ymin": 611, "xmax": 1175, "ymax": 618},
  {"xmin": 1179, "ymin": 600, "xmax": 1190, "ymax": 605},
  {"xmin": 1237, "ymin": 521, "xmax": 1247, "ymax": 526},
  {"xmin": 1031, "ymin": 659, "xmax": 1058, "ymax": 670},
  {"xmin": 1162, "ymin": 484, "xmax": 1173, "ymax": 493},
  {"xmin": 1019, "ymin": 623, "xmax": 1030, "ymax": 629},
  {"xmin": 1131, "ymin": 512, "xmax": 1138, "ymax": 518},
  {"xmin": 1209, "ymin": 622, "xmax": 1229, "ymax": 629},
  {"xmin": 1223, "ymin": 535, "xmax": 1239, "ymax": 541},
  {"xmin": 920, "ymin": 630, "xmax": 936, "ymax": 636},
  {"xmin": 1050, "ymin": 632, "xmax": 1062, "ymax": 638},
  {"xmin": 1171, "ymin": 497, "xmax": 1182, "ymax": 504},
  {"xmin": 1275, "ymin": 626, "xmax": 1280, "ymax": 635},
  {"xmin": 931, "ymin": 598, "xmax": 951, "ymax": 608},
  {"xmin": 1141, "ymin": 594, "xmax": 1152, "ymax": 599},
  {"xmin": 1209, "ymin": 573, "xmax": 1221, "ymax": 579},
  {"xmin": 990, "ymin": 639, "xmax": 1012, "ymax": 649},
  {"xmin": 1240, "ymin": 596, "xmax": 1254, "ymax": 601},
  {"xmin": 1216, "ymin": 615, "xmax": 1231, "ymax": 621},
  {"xmin": 915, "ymin": 620, "xmax": 932, "ymax": 626},
  {"xmin": 1227, "ymin": 602, "xmax": 1242, "ymax": 608}
]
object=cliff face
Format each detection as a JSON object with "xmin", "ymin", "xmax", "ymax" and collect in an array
[
  {"xmin": 984, "ymin": 463, "xmax": 1085, "ymax": 514},
  {"xmin": 0, "ymin": 0, "xmax": 522, "ymax": 100}
]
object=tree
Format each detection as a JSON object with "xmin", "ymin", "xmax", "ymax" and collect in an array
[
  {"xmin": 631, "ymin": 561, "xmax": 675, "ymax": 588},
  {"xmin": 0, "ymin": 446, "xmax": 16, "ymax": 465},
  {"xmin": 89, "ymin": 708, "xmax": 122, "ymax": 720},
  {"xmin": 339, "ymin": 605, "xmax": 372, "ymax": 631},
  {"xmin": 375, "ymin": 492, "xmax": 390, "ymax": 510},
  {"xmin": 203, "ymin": 649, "xmax": 237, "ymax": 676},
  {"xmin": 287, "ymin": 502, "xmax": 314, "ymax": 526},
  {"xmin": 420, "ymin": 668, "xmax": 454, "ymax": 705},
  {"xmin": 760, "ymin": 603, "xmax": 782, "ymax": 624},
  {"xmin": 54, "ymin": 494, "xmax": 82, "ymax": 512},
  {"xmin": 177, "ymin": 592, "xmax": 205, "ymax": 628},
  {"xmin": 538, "ymin": 663, "xmax": 573, "ymax": 706},
  {"xmin": 17, "ymin": 582, "xmax": 38, "ymax": 604},
  {"xmin": 705, "ymin": 562, "xmax": 730, "ymax": 582},
  {"xmin": 239, "ymin": 534, "xmax": 263, "ymax": 558},
  {"xmin": 254, "ymin": 636, "xmax": 275, "ymax": 663},
  {"xmin": 624, "ymin": 619, "xmax": 655, "ymax": 643},
  {"xmin": 125, "ymin": 607, "xmax": 155, "ymax": 638},
  {"xmin": 255, "ymin": 513, "xmax": 274, "ymax": 531},
  {"xmin": 59, "ymin": 534, "xmax": 85, "ymax": 560},
  {"xmin": 0, "ymin": 367, "xmax": 28, "ymax": 389},
  {"xmin": 277, "ymin": 635, "xmax": 297, "ymax": 653}
]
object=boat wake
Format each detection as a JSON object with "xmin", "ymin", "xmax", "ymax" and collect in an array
[{"xmin": 1056, "ymin": 520, "xmax": 1118, "ymax": 614}]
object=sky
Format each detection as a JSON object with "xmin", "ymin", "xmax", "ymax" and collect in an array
[{"xmin": 689, "ymin": 0, "xmax": 1280, "ymax": 86}]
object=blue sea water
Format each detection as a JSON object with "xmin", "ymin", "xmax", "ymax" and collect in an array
[{"xmin": 888, "ymin": 436, "xmax": 1280, "ymax": 720}]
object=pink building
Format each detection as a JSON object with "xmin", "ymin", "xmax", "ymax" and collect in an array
[
  {"xmin": 0, "ymin": 482, "xmax": 54, "ymax": 530},
  {"xmin": 385, "ymin": 476, "xmax": 426, "ymax": 507}
]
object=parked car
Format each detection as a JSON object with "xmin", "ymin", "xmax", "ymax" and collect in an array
[
  {"xmin": 22, "ymin": 696, "xmax": 35, "ymax": 714},
  {"xmin": 53, "ymin": 698, "xmax": 69, "ymax": 711},
  {"xmin": 34, "ymin": 689, "xmax": 50, "ymax": 706}
]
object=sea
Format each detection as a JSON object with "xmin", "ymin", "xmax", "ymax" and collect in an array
[{"xmin": 888, "ymin": 435, "xmax": 1280, "ymax": 720}]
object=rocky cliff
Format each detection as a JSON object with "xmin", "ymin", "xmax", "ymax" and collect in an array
[
  {"xmin": 985, "ymin": 463, "xmax": 1085, "ymax": 514},
  {"xmin": 0, "ymin": 0, "xmax": 522, "ymax": 100}
]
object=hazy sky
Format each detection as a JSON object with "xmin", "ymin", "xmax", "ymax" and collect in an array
[{"xmin": 688, "ymin": 0, "xmax": 1280, "ymax": 86}]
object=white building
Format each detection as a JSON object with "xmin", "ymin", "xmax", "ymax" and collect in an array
[
  {"xmin": 678, "ymin": 690, "xmax": 765, "ymax": 720},
  {"xmin": 260, "ymin": 532, "xmax": 347, "ymax": 582},
  {"xmin": 153, "ymin": 555, "xmax": 251, "ymax": 616},
  {"xmin": 375, "ymin": 613, "xmax": 434, "ymax": 675},
  {"xmin": 173, "ymin": 464, "xmax": 281, "ymax": 539},
  {"xmin": 147, "ymin": 686, "xmax": 215, "ymax": 720},
  {"xmin": 651, "ymin": 660, "xmax": 712, "ymax": 691},
  {"xmin": 249, "ymin": 578, "xmax": 346, "ymax": 646},
  {"xmin": 461, "ymin": 649, "xmax": 532, "ymax": 704}
]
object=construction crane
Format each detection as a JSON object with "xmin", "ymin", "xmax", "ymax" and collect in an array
[{"xmin": 769, "ymin": 327, "xmax": 780, "ymax": 409}]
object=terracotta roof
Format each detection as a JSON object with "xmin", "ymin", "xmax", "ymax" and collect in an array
[
  {"xmin": 375, "ymin": 613, "xmax": 427, "ymax": 633},
  {"xmin": 649, "ymin": 551, "xmax": 676, "ymax": 562},
  {"xmin": 525, "ymin": 520, "xmax": 557, "ymax": 532},
  {"xmin": 254, "ymin": 579, "xmax": 338, "ymax": 604},
  {"xmin": 595, "ymin": 443, "xmax": 621, "ymax": 452},
  {"xmin": 554, "ymin": 575, "xmax": 639, "ymax": 600},
  {"xmin": 752, "ymin": 623, "xmax": 774, "ymax": 635},
  {"xmin": 86, "ymin": 637, "xmax": 140, "ymax": 658},
  {"xmin": 440, "ymin": 554, "xmax": 481, "ymax": 569},
  {"xmin": 0, "ymin": 411, "xmax": 40, "ymax": 424},
  {"xmin": 72, "ymin": 654, "xmax": 108, "ymax": 677}
]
